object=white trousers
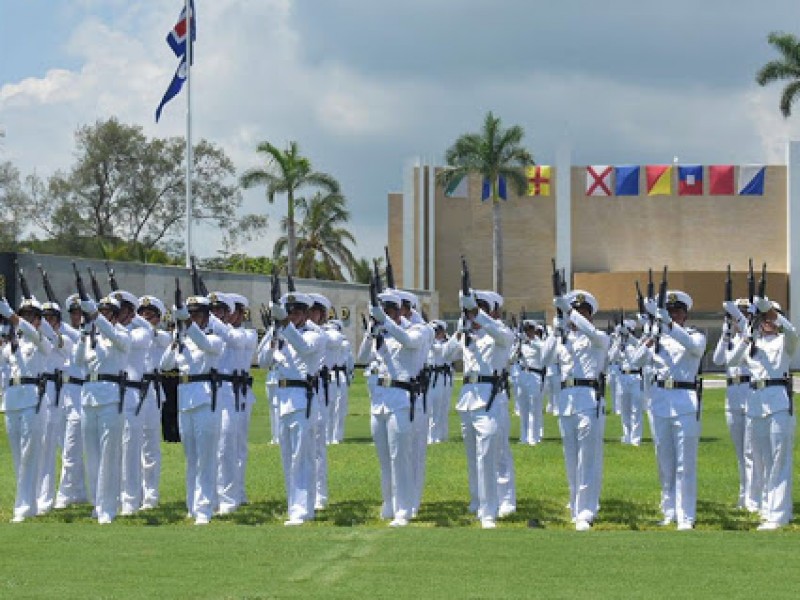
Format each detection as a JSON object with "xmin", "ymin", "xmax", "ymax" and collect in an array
[
  {"xmin": 517, "ymin": 373, "xmax": 544, "ymax": 444},
  {"xmin": 328, "ymin": 379, "xmax": 348, "ymax": 444},
  {"xmin": 279, "ymin": 409, "xmax": 315, "ymax": 521},
  {"xmin": 750, "ymin": 410, "xmax": 795, "ymax": 524},
  {"xmin": 235, "ymin": 392, "xmax": 254, "ymax": 504},
  {"xmin": 652, "ymin": 413, "xmax": 700, "ymax": 525},
  {"xmin": 558, "ymin": 411, "xmax": 601, "ymax": 522},
  {"xmin": 496, "ymin": 399, "xmax": 516, "ymax": 511},
  {"xmin": 37, "ymin": 400, "xmax": 63, "ymax": 513},
  {"xmin": 120, "ymin": 405, "xmax": 144, "ymax": 513},
  {"xmin": 371, "ymin": 409, "xmax": 414, "ymax": 521},
  {"xmin": 216, "ymin": 390, "xmax": 239, "ymax": 513},
  {"xmin": 460, "ymin": 408, "xmax": 500, "ymax": 520},
  {"xmin": 56, "ymin": 402, "xmax": 87, "ymax": 506},
  {"xmin": 179, "ymin": 403, "xmax": 221, "ymax": 520},
  {"xmin": 427, "ymin": 377, "xmax": 451, "ymax": 443},
  {"xmin": 725, "ymin": 384, "xmax": 752, "ymax": 509},
  {"xmin": 314, "ymin": 396, "xmax": 329, "ymax": 508},
  {"xmin": 618, "ymin": 375, "xmax": 644, "ymax": 445},
  {"xmin": 82, "ymin": 402, "xmax": 123, "ymax": 522},
  {"xmin": 6, "ymin": 406, "xmax": 43, "ymax": 520},
  {"xmin": 412, "ymin": 395, "xmax": 428, "ymax": 512},
  {"xmin": 140, "ymin": 390, "xmax": 162, "ymax": 508}
]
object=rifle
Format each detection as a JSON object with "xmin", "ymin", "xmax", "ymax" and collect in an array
[
  {"xmin": 190, "ymin": 256, "xmax": 203, "ymax": 296},
  {"xmin": 17, "ymin": 263, "xmax": 32, "ymax": 301},
  {"xmin": 287, "ymin": 272, "xmax": 296, "ymax": 293},
  {"xmin": 654, "ymin": 266, "xmax": 668, "ymax": 353},
  {"xmin": 724, "ymin": 264, "xmax": 733, "ymax": 350},
  {"xmin": 38, "ymin": 264, "xmax": 57, "ymax": 304},
  {"xmin": 758, "ymin": 262, "xmax": 767, "ymax": 299},
  {"xmin": 747, "ymin": 258, "xmax": 755, "ymax": 306},
  {"xmin": 551, "ymin": 258, "xmax": 566, "ymax": 343},
  {"xmin": 259, "ymin": 303, "xmax": 272, "ymax": 330},
  {"xmin": 269, "ymin": 267, "xmax": 284, "ymax": 348},
  {"xmin": 384, "ymin": 246, "xmax": 395, "ymax": 289},
  {"xmin": 105, "ymin": 262, "xmax": 119, "ymax": 292},
  {"xmin": 461, "ymin": 255, "xmax": 472, "ymax": 346},
  {"xmin": 87, "ymin": 267, "xmax": 103, "ymax": 302},
  {"xmin": 73, "ymin": 262, "xmax": 96, "ymax": 349},
  {"xmin": 174, "ymin": 277, "xmax": 185, "ymax": 353}
]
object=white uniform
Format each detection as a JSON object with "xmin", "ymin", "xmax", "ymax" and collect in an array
[
  {"xmin": 140, "ymin": 323, "xmax": 171, "ymax": 510},
  {"xmin": 323, "ymin": 324, "xmax": 351, "ymax": 445},
  {"xmin": 258, "ymin": 319, "xmax": 324, "ymax": 524},
  {"xmin": 728, "ymin": 311, "xmax": 797, "ymax": 528},
  {"xmin": 357, "ymin": 315, "xmax": 425, "ymax": 525},
  {"xmin": 609, "ymin": 331, "xmax": 644, "ymax": 446},
  {"xmin": 445, "ymin": 310, "xmax": 514, "ymax": 527},
  {"xmin": 712, "ymin": 328, "xmax": 754, "ymax": 510},
  {"xmin": 407, "ymin": 311, "xmax": 433, "ymax": 514},
  {"xmin": 120, "ymin": 316, "xmax": 152, "ymax": 515},
  {"xmin": 54, "ymin": 322, "xmax": 87, "ymax": 509},
  {"xmin": 427, "ymin": 335, "xmax": 454, "ymax": 444},
  {"xmin": 2, "ymin": 318, "xmax": 53, "ymax": 522},
  {"xmin": 160, "ymin": 321, "xmax": 224, "ymax": 524},
  {"xmin": 632, "ymin": 320, "xmax": 705, "ymax": 529},
  {"xmin": 76, "ymin": 314, "xmax": 131, "ymax": 524},
  {"xmin": 552, "ymin": 311, "xmax": 607, "ymax": 527},
  {"xmin": 230, "ymin": 323, "xmax": 257, "ymax": 506},
  {"xmin": 515, "ymin": 333, "xmax": 549, "ymax": 445}
]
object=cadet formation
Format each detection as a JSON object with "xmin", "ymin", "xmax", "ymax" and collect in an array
[{"xmin": 0, "ymin": 261, "xmax": 796, "ymax": 531}]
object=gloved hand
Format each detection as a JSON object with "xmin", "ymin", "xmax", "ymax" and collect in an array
[
  {"xmin": 721, "ymin": 320, "xmax": 731, "ymax": 336},
  {"xmin": 656, "ymin": 307, "xmax": 672, "ymax": 325},
  {"xmin": 0, "ymin": 297, "xmax": 13, "ymax": 319},
  {"xmin": 553, "ymin": 296, "xmax": 572, "ymax": 315},
  {"xmin": 81, "ymin": 299, "xmax": 97, "ymax": 315},
  {"xmin": 614, "ymin": 324, "xmax": 623, "ymax": 335},
  {"xmin": 552, "ymin": 316, "xmax": 564, "ymax": 331},
  {"xmin": 369, "ymin": 305, "xmax": 387, "ymax": 324},
  {"xmin": 643, "ymin": 298, "xmax": 658, "ymax": 317},
  {"xmin": 722, "ymin": 300, "xmax": 745, "ymax": 320},
  {"xmin": 754, "ymin": 296, "xmax": 772, "ymax": 313},
  {"xmin": 269, "ymin": 301, "xmax": 287, "ymax": 321},
  {"xmin": 459, "ymin": 291, "xmax": 477, "ymax": 311},
  {"xmin": 173, "ymin": 305, "xmax": 190, "ymax": 321},
  {"xmin": 457, "ymin": 317, "xmax": 471, "ymax": 333}
]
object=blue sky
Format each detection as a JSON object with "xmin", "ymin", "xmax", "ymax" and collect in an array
[{"xmin": 2, "ymin": 0, "xmax": 800, "ymax": 261}]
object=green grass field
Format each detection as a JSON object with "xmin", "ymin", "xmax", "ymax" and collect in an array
[{"xmin": 1, "ymin": 372, "xmax": 799, "ymax": 599}]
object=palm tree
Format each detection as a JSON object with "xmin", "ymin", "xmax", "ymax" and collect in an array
[
  {"xmin": 438, "ymin": 111, "xmax": 534, "ymax": 294},
  {"xmin": 756, "ymin": 31, "xmax": 800, "ymax": 117},
  {"xmin": 240, "ymin": 141, "xmax": 339, "ymax": 276},
  {"xmin": 273, "ymin": 191, "xmax": 357, "ymax": 280}
]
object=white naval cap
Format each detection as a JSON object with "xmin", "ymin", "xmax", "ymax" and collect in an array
[
  {"xmin": 65, "ymin": 294, "xmax": 81, "ymax": 312},
  {"xmin": 138, "ymin": 295, "xmax": 166, "ymax": 316},
  {"xmin": 522, "ymin": 319, "xmax": 543, "ymax": 330},
  {"xmin": 665, "ymin": 290, "xmax": 693, "ymax": 311},
  {"xmin": 208, "ymin": 291, "xmax": 235, "ymax": 313},
  {"xmin": 393, "ymin": 289, "xmax": 417, "ymax": 308},
  {"xmin": 280, "ymin": 292, "xmax": 312, "ymax": 308},
  {"xmin": 18, "ymin": 297, "xmax": 43, "ymax": 313},
  {"xmin": 623, "ymin": 318, "xmax": 638, "ymax": 330},
  {"xmin": 98, "ymin": 295, "xmax": 121, "ymax": 310},
  {"xmin": 430, "ymin": 319, "xmax": 447, "ymax": 331},
  {"xmin": 227, "ymin": 293, "xmax": 249, "ymax": 309},
  {"xmin": 186, "ymin": 295, "xmax": 211, "ymax": 309},
  {"xmin": 307, "ymin": 292, "xmax": 331, "ymax": 311},
  {"xmin": 112, "ymin": 290, "xmax": 139, "ymax": 310},
  {"xmin": 567, "ymin": 290, "xmax": 599, "ymax": 315},
  {"xmin": 377, "ymin": 291, "xmax": 402, "ymax": 307},
  {"xmin": 326, "ymin": 319, "xmax": 343, "ymax": 331},
  {"xmin": 42, "ymin": 301, "xmax": 61, "ymax": 315},
  {"xmin": 473, "ymin": 290, "xmax": 495, "ymax": 308}
]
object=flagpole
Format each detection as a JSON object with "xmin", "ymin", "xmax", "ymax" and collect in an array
[{"xmin": 184, "ymin": 0, "xmax": 193, "ymax": 268}]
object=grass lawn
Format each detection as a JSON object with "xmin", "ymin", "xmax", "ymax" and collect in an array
[{"xmin": 1, "ymin": 371, "xmax": 799, "ymax": 599}]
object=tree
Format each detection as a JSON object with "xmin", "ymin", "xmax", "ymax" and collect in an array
[
  {"xmin": 19, "ymin": 118, "xmax": 261, "ymax": 258},
  {"xmin": 0, "ymin": 161, "xmax": 26, "ymax": 251},
  {"xmin": 756, "ymin": 31, "xmax": 800, "ymax": 117},
  {"xmin": 272, "ymin": 191, "xmax": 357, "ymax": 280},
  {"xmin": 240, "ymin": 141, "xmax": 339, "ymax": 277},
  {"xmin": 438, "ymin": 111, "xmax": 534, "ymax": 294}
]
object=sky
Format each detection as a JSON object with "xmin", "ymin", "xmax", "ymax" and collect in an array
[{"xmin": 2, "ymin": 0, "xmax": 800, "ymax": 262}]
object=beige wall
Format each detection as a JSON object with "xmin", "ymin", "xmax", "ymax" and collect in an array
[{"xmin": 390, "ymin": 164, "xmax": 787, "ymax": 320}]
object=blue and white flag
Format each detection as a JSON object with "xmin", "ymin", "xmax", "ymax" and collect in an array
[
  {"xmin": 167, "ymin": 0, "xmax": 196, "ymax": 59},
  {"xmin": 155, "ymin": 57, "xmax": 187, "ymax": 122},
  {"xmin": 738, "ymin": 165, "xmax": 766, "ymax": 196}
]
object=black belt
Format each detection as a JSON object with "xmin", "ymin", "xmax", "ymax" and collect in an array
[
  {"xmin": 463, "ymin": 374, "xmax": 501, "ymax": 385},
  {"xmin": 522, "ymin": 366, "xmax": 546, "ymax": 377},
  {"xmin": 143, "ymin": 372, "xmax": 162, "ymax": 410},
  {"xmin": 8, "ymin": 376, "xmax": 42, "ymax": 387},
  {"xmin": 277, "ymin": 377, "xmax": 315, "ymax": 418},
  {"xmin": 726, "ymin": 375, "xmax": 751, "ymax": 386},
  {"xmin": 561, "ymin": 378, "xmax": 600, "ymax": 390},
  {"xmin": 177, "ymin": 370, "xmax": 221, "ymax": 411},
  {"xmin": 41, "ymin": 371, "xmax": 65, "ymax": 407},
  {"xmin": 655, "ymin": 379, "xmax": 697, "ymax": 391},
  {"xmin": 376, "ymin": 377, "xmax": 417, "ymax": 421},
  {"xmin": 622, "ymin": 369, "xmax": 642, "ymax": 376},
  {"xmin": 750, "ymin": 378, "xmax": 790, "ymax": 391},
  {"xmin": 463, "ymin": 373, "xmax": 504, "ymax": 412},
  {"xmin": 84, "ymin": 373, "xmax": 127, "ymax": 384}
]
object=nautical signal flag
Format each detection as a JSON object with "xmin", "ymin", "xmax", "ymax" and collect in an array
[
  {"xmin": 708, "ymin": 165, "xmax": 735, "ymax": 195},
  {"xmin": 738, "ymin": 165, "xmax": 766, "ymax": 196},
  {"xmin": 526, "ymin": 166, "xmax": 552, "ymax": 196},
  {"xmin": 615, "ymin": 166, "xmax": 639, "ymax": 195},
  {"xmin": 481, "ymin": 176, "xmax": 507, "ymax": 201},
  {"xmin": 586, "ymin": 165, "xmax": 612, "ymax": 196},
  {"xmin": 444, "ymin": 173, "xmax": 468, "ymax": 198},
  {"xmin": 156, "ymin": 57, "xmax": 187, "ymax": 123},
  {"xmin": 646, "ymin": 165, "xmax": 673, "ymax": 196},
  {"xmin": 167, "ymin": 0, "xmax": 196, "ymax": 59},
  {"xmin": 678, "ymin": 165, "xmax": 703, "ymax": 195}
]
